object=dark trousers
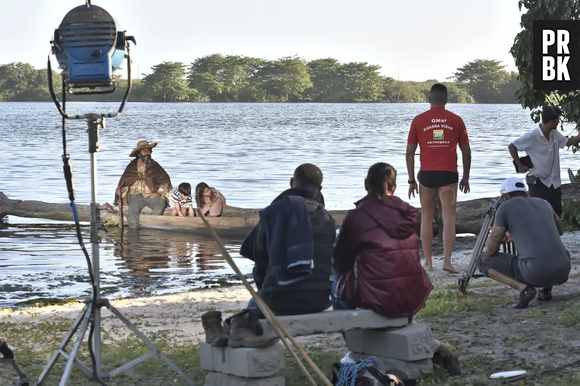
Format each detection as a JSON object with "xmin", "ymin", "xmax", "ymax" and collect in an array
[
  {"xmin": 127, "ymin": 194, "xmax": 166, "ymax": 228},
  {"xmin": 529, "ymin": 180, "xmax": 562, "ymax": 217}
]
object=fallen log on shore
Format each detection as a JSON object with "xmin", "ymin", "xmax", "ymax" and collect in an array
[{"xmin": 2, "ymin": 184, "xmax": 579, "ymax": 237}]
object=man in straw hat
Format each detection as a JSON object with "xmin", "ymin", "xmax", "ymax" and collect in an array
[
  {"xmin": 115, "ymin": 140, "xmax": 172, "ymax": 227},
  {"xmin": 477, "ymin": 177, "xmax": 570, "ymax": 309}
]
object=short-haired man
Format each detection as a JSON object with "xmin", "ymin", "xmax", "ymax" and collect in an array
[
  {"xmin": 406, "ymin": 83, "xmax": 471, "ymax": 273},
  {"xmin": 477, "ymin": 177, "xmax": 570, "ymax": 309},
  {"xmin": 116, "ymin": 140, "xmax": 172, "ymax": 227},
  {"xmin": 509, "ymin": 105, "xmax": 580, "ymax": 217},
  {"xmin": 240, "ymin": 163, "xmax": 336, "ymax": 316}
]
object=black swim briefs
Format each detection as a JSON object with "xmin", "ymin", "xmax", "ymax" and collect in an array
[{"xmin": 417, "ymin": 171, "xmax": 459, "ymax": 188}]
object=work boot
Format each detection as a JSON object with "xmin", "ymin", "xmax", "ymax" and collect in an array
[
  {"xmin": 201, "ymin": 311, "xmax": 229, "ymax": 347},
  {"xmin": 0, "ymin": 340, "xmax": 14, "ymax": 359},
  {"xmin": 513, "ymin": 285, "xmax": 537, "ymax": 309},
  {"xmin": 538, "ymin": 287, "xmax": 553, "ymax": 301},
  {"xmin": 228, "ymin": 309, "xmax": 279, "ymax": 348}
]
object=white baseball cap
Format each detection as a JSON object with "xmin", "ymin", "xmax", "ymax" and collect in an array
[{"xmin": 500, "ymin": 177, "xmax": 527, "ymax": 194}]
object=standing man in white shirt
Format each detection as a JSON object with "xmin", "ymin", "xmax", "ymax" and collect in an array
[{"xmin": 508, "ymin": 105, "xmax": 580, "ymax": 217}]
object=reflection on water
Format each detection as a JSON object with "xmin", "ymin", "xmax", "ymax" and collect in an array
[{"xmin": 0, "ymin": 218, "xmax": 252, "ymax": 307}]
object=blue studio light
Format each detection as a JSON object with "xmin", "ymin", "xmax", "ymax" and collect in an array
[{"xmin": 51, "ymin": 1, "xmax": 135, "ymax": 92}]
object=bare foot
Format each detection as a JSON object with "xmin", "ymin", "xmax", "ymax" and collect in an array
[
  {"xmin": 423, "ymin": 263, "xmax": 434, "ymax": 272},
  {"xmin": 443, "ymin": 265, "xmax": 459, "ymax": 274}
]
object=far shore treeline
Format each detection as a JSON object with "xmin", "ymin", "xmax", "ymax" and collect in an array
[{"xmin": 0, "ymin": 55, "xmax": 520, "ymax": 104}]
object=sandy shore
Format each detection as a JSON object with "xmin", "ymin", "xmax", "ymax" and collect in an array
[{"xmin": 2, "ymin": 231, "xmax": 579, "ymax": 346}]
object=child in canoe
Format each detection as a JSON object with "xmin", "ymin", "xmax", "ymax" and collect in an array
[{"xmin": 195, "ymin": 182, "xmax": 227, "ymax": 217}]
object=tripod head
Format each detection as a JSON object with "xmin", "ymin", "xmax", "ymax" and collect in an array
[{"xmin": 47, "ymin": 0, "xmax": 136, "ymax": 120}]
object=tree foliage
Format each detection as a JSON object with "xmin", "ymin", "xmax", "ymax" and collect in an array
[
  {"xmin": 510, "ymin": 0, "xmax": 580, "ymax": 147},
  {"xmin": 142, "ymin": 61, "xmax": 189, "ymax": 102},
  {"xmin": 1, "ymin": 55, "xmax": 521, "ymax": 104},
  {"xmin": 453, "ymin": 59, "xmax": 514, "ymax": 103}
]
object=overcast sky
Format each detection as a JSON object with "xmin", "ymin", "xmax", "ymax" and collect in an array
[{"xmin": 1, "ymin": 0, "xmax": 524, "ymax": 81}]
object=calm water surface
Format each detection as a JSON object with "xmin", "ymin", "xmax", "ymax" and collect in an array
[{"xmin": 1, "ymin": 102, "xmax": 579, "ymax": 306}]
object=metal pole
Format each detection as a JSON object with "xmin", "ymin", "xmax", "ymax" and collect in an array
[{"xmin": 88, "ymin": 118, "xmax": 103, "ymax": 378}]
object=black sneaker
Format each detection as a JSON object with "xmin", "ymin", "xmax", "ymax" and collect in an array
[
  {"xmin": 538, "ymin": 287, "xmax": 553, "ymax": 301},
  {"xmin": 513, "ymin": 285, "xmax": 537, "ymax": 309}
]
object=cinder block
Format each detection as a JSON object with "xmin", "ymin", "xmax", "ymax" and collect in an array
[
  {"xmin": 205, "ymin": 372, "xmax": 285, "ymax": 386},
  {"xmin": 345, "ymin": 323, "xmax": 436, "ymax": 361},
  {"xmin": 350, "ymin": 352, "xmax": 433, "ymax": 380},
  {"xmin": 199, "ymin": 342, "xmax": 285, "ymax": 377}
]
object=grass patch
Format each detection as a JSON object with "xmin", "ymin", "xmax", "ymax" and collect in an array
[
  {"xmin": 417, "ymin": 288, "xmax": 503, "ymax": 318},
  {"xmin": 559, "ymin": 304, "xmax": 580, "ymax": 326},
  {"xmin": 200, "ymin": 306, "xmax": 216, "ymax": 312},
  {"xmin": 13, "ymin": 297, "xmax": 80, "ymax": 308},
  {"xmin": 223, "ymin": 309, "xmax": 243, "ymax": 314},
  {"xmin": 442, "ymin": 280, "xmax": 500, "ymax": 291},
  {"xmin": 0, "ymin": 318, "xmax": 342, "ymax": 386},
  {"xmin": 526, "ymin": 308, "xmax": 545, "ymax": 318}
]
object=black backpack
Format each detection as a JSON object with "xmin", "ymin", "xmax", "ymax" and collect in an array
[{"xmin": 331, "ymin": 357, "xmax": 412, "ymax": 386}]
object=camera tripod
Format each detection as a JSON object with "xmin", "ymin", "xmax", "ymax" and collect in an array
[
  {"xmin": 34, "ymin": 118, "xmax": 197, "ymax": 386},
  {"xmin": 458, "ymin": 196, "xmax": 516, "ymax": 296}
]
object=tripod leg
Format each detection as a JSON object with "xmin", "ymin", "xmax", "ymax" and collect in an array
[
  {"xmin": 106, "ymin": 304, "xmax": 197, "ymax": 386},
  {"xmin": 58, "ymin": 304, "xmax": 92, "ymax": 386},
  {"xmin": 34, "ymin": 305, "xmax": 88, "ymax": 385}
]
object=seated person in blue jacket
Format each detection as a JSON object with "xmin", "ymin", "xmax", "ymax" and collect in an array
[
  {"xmin": 477, "ymin": 177, "xmax": 570, "ymax": 309},
  {"xmin": 240, "ymin": 163, "xmax": 336, "ymax": 316}
]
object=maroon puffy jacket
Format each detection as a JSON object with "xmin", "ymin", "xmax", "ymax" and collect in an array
[{"xmin": 333, "ymin": 194, "xmax": 433, "ymax": 318}]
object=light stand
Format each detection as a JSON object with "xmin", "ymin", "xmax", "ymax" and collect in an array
[{"xmin": 34, "ymin": 2, "xmax": 197, "ymax": 385}]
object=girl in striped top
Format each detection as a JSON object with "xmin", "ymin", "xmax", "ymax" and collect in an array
[{"xmin": 195, "ymin": 182, "xmax": 227, "ymax": 217}]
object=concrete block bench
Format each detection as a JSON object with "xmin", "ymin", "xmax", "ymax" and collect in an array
[{"xmin": 200, "ymin": 309, "xmax": 435, "ymax": 385}]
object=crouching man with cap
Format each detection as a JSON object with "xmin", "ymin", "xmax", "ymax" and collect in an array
[
  {"xmin": 115, "ymin": 140, "xmax": 172, "ymax": 228},
  {"xmin": 477, "ymin": 177, "xmax": 570, "ymax": 309}
]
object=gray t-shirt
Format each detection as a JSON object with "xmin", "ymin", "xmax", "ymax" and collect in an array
[{"xmin": 494, "ymin": 196, "xmax": 570, "ymax": 287}]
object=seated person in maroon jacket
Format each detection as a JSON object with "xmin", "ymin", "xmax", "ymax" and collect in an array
[{"xmin": 332, "ymin": 162, "xmax": 434, "ymax": 318}]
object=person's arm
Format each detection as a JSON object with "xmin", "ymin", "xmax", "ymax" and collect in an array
[
  {"xmin": 332, "ymin": 218, "xmax": 356, "ymax": 274},
  {"xmin": 554, "ymin": 213, "xmax": 564, "ymax": 235},
  {"xmin": 406, "ymin": 143, "xmax": 418, "ymax": 198},
  {"xmin": 566, "ymin": 131, "xmax": 580, "ymax": 147},
  {"xmin": 485, "ymin": 225, "xmax": 507, "ymax": 256},
  {"xmin": 175, "ymin": 202, "xmax": 184, "ymax": 216},
  {"xmin": 509, "ymin": 132, "xmax": 532, "ymax": 172},
  {"xmin": 459, "ymin": 144, "xmax": 471, "ymax": 193},
  {"xmin": 457, "ymin": 120, "xmax": 471, "ymax": 193},
  {"xmin": 217, "ymin": 190, "xmax": 227, "ymax": 210},
  {"xmin": 240, "ymin": 221, "xmax": 268, "ymax": 289},
  {"xmin": 507, "ymin": 143, "xmax": 529, "ymax": 172}
]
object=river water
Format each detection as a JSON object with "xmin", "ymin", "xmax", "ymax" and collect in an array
[{"xmin": 1, "ymin": 102, "xmax": 578, "ymax": 307}]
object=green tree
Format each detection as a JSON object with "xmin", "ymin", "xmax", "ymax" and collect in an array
[
  {"xmin": 142, "ymin": 62, "xmax": 190, "ymax": 102},
  {"xmin": 340, "ymin": 62, "xmax": 383, "ymax": 102},
  {"xmin": 445, "ymin": 82, "xmax": 476, "ymax": 103},
  {"xmin": 453, "ymin": 59, "xmax": 510, "ymax": 103},
  {"xmin": 306, "ymin": 58, "xmax": 344, "ymax": 102},
  {"xmin": 188, "ymin": 54, "xmax": 263, "ymax": 101},
  {"xmin": 256, "ymin": 56, "xmax": 312, "ymax": 102},
  {"xmin": 0, "ymin": 62, "xmax": 61, "ymax": 101},
  {"xmin": 510, "ymin": 0, "xmax": 580, "ymax": 147},
  {"xmin": 382, "ymin": 79, "xmax": 425, "ymax": 103}
]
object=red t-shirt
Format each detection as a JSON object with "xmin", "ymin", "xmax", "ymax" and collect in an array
[{"xmin": 407, "ymin": 107, "xmax": 469, "ymax": 173}]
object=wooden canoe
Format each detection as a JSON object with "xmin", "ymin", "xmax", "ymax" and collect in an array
[
  {"xmin": 138, "ymin": 211, "xmax": 348, "ymax": 237},
  {"xmin": 2, "ymin": 183, "xmax": 580, "ymax": 237}
]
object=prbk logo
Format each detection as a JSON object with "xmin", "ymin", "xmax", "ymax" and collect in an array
[{"xmin": 533, "ymin": 20, "xmax": 580, "ymax": 90}]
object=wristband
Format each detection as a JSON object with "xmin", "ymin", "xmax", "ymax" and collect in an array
[{"xmin": 408, "ymin": 180, "xmax": 417, "ymax": 184}]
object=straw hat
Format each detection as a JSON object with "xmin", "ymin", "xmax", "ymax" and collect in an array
[{"xmin": 130, "ymin": 140, "xmax": 157, "ymax": 157}]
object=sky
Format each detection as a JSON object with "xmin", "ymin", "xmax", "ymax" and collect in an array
[{"xmin": 0, "ymin": 0, "xmax": 524, "ymax": 81}]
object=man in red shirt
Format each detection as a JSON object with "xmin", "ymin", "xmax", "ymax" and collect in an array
[{"xmin": 406, "ymin": 83, "xmax": 471, "ymax": 273}]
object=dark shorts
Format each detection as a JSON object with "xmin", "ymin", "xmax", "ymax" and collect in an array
[
  {"xmin": 529, "ymin": 179, "xmax": 562, "ymax": 217},
  {"xmin": 476, "ymin": 252, "xmax": 529, "ymax": 285},
  {"xmin": 418, "ymin": 171, "xmax": 459, "ymax": 188}
]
